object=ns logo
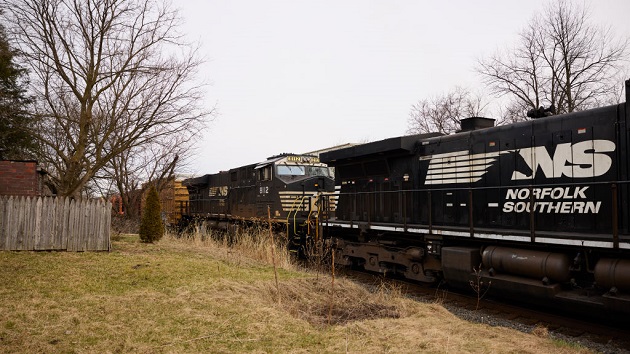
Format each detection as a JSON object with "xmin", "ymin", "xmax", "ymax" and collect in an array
[{"xmin": 511, "ymin": 140, "xmax": 616, "ymax": 180}]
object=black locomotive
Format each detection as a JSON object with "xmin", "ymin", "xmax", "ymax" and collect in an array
[
  {"xmin": 319, "ymin": 80, "xmax": 630, "ymax": 317},
  {"xmin": 181, "ymin": 153, "xmax": 336, "ymax": 250}
]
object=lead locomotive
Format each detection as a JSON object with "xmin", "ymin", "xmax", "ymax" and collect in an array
[
  {"xmin": 181, "ymin": 154, "xmax": 336, "ymax": 251},
  {"xmin": 320, "ymin": 80, "xmax": 630, "ymax": 317}
]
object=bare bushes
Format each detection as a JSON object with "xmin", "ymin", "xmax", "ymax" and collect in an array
[
  {"xmin": 111, "ymin": 216, "xmax": 140, "ymax": 240},
  {"xmin": 302, "ymin": 239, "xmax": 334, "ymax": 275},
  {"xmin": 265, "ymin": 278, "xmax": 409, "ymax": 327}
]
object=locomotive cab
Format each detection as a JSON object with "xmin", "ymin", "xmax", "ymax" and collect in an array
[{"xmin": 255, "ymin": 154, "xmax": 334, "ymax": 221}]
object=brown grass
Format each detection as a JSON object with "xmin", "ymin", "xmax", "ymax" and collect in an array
[
  {"xmin": 0, "ymin": 229, "xmax": 593, "ymax": 353},
  {"xmin": 268, "ymin": 278, "xmax": 406, "ymax": 327},
  {"xmin": 532, "ymin": 324, "xmax": 550, "ymax": 338},
  {"xmin": 175, "ymin": 222, "xmax": 297, "ymax": 270}
]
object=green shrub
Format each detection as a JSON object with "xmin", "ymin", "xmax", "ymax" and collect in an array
[{"xmin": 139, "ymin": 186, "xmax": 164, "ymax": 243}]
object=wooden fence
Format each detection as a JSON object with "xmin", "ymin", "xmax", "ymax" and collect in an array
[{"xmin": 0, "ymin": 196, "xmax": 111, "ymax": 251}]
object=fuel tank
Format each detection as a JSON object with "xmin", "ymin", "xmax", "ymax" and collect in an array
[
  {"xmin": 594, "ymin": 258, "xmax": 630, "ymax": 292},
  {"xmin": 482, "ymin": 246, "xmax": 571, "ymax": 283}
]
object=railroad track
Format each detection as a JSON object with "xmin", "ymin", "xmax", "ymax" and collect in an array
[{"xmin": 340, "ymin": 268, "xmax": 630, "ymax": 353}]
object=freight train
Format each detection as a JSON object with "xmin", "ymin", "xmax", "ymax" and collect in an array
[
  {"xmin": 182, "ymin": 80, "xmax": 630, "ymax": 317},
  {"xmin": 318, "ymin": 80, "xmax": 630, "ymax": 317},
  {"xmin": 180, "ymin": 153, "xmax": 336, "ymax": 250}
]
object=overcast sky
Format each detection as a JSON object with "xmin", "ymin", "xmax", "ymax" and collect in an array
[{"xmin": 177, "ymin": 0, "xmax": 630, "ymax": 175}]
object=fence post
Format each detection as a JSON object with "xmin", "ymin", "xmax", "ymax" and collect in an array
[{"xmin": 0, "ymin": 197, "xmax": 5, "ymax": 249}]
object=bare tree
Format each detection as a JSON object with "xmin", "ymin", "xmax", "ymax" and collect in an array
[
  {"xmin": 2, "ymin": 0, "xmax": 211, "ymax": 198},
  {"xmin": 407, "ymin": 87, "xmax": 486, "ymax": 135},
  {"xmin": 478, "ymin": 0, "xmax": 628, "ymax": 119},
  {"xmin": 477, "ymin": 21, "xmax": 549, "ymax": 123},
  {"xmin": 103, "ymin": 132, "xmax": 198, "ymax": 218}
]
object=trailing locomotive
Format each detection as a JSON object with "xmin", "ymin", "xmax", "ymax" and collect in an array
[
  {"xmin": 181, "ymin": 153, "xmax": 336, "ymax": 250},
  {"xmin": 319, "ymin": 80, "xmax": 630, "ymax": 317}
]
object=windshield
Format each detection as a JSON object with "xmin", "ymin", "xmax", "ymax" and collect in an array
[
  {"xmin": 277, "ymin": 165, "xmax": 306, "ymax": 176},
  {"xmin": 308, "ymin": 166, "xmax": 330, "ymax": 177},
  {"xmin": 276, "ymin": 165, "xmax": 331, "ymax": 177}
]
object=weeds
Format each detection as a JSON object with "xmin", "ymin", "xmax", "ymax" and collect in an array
[
  {"xmin": 433, "ymin": 280, "xmax": 449, "ymax": 305},
  {"xmin": 170, "ymin": 220, "xmax": 295, "ymax": 270},
  {"xmin": 469, "ymin": 263, "xmax": 491, "ymax": 310},
  {"xmin": 328, "ymin": 247, "xmax": 336, "ymax": 326},
  {"xmin": 0, "ymin": 232, "xmax": 594, "ymax": 353},
  {"xmin": 532, "ymin": 324, "xmax": 549, "ymax": 338},
  {"xmin": 268, "ymin": 277, "xmax": 404, "ymax": 328},
  {"xmin": 267, "ymin": 207, "xmax": 280, "ymax": 304},
  {"xmin": 302, "ymin": 238, "xmax": 333, "ymax": 280}
]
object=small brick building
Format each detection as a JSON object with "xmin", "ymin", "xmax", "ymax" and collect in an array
[{"xmin": 0, "ymin": 160, "xmax": 55, "ymax": 197}]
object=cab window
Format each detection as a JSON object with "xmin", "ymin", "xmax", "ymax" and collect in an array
[
  {"xmin": 307, "ymin": 166, "xmax": 330, "ymax": 177},
  {"xmin": 277, "ymin": 165, "xmax": 306, "ymax": 176}
]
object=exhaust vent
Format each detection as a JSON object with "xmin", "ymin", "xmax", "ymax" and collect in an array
[{"xmin": 459, "ymin": 117, "xmax": 495, "ymax": 132}]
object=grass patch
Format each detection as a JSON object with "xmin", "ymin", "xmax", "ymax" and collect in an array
[{"xmin": 0, "ymin": 229, "xmax": 592, "ymax": 353}]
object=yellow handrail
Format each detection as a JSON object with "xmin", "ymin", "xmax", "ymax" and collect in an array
[
  {"xmin": 287, "ymin": 197, "xmax": 300, "ymax": 237},
  {"xmin": 286, "ymin": 195, "xmax": 309, "ymax": 235},
  {"xmin": 286, "ymin": 193, "xmax": 327, "ymax": 243},
  {"xmin": 286, "ymin": 196, "xmax": 302, "ymax": 225}
]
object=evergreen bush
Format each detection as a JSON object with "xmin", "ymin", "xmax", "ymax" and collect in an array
[{"xmin": 139, "ymin": 185, "xmax": 164, "ymax": 243}]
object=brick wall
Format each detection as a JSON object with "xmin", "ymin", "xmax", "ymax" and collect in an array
[{"xmin": 0, "ymin": 160, "xmax": 39, "ymax": 197}]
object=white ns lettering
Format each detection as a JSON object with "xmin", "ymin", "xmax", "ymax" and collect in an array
[{"xmin": 511, "ymin": 140, "xmax": 615, "ymax": 180}]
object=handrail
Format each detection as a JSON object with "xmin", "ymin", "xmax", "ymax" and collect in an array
[
  {"xmin": 287, "ymin": 196, "xmax": 306, "ymax": 218},
  {"xmin": 334, "ymin": 180, "xmax": 624, "ymax": 248},
  {"xmin": 333, "ymin": 179, "xmax": 630, "ymax": 196},
  {"xmin": 286, "ymin": 196, "xmax": 302, "ymax": 226},
  {"xmin": 292, "ymin": 196, "xmax": 309, "ymax": 235},
  {"xmin": 286, "ymin": 195, "xmax": 309, "ymax": 235}
]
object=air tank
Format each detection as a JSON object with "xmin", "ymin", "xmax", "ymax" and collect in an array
[
  {"xmin": 482, "ymin": 246, "xmax": 571, "ymax": 283},
  {"xmin": 594, "ymin": 258, "xmax": 630, "ymax": 292}
]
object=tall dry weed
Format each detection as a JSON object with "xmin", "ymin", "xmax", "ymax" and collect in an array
[
  {"xmin": 433, "ymin": 280, "xmax": 449, "ymax": 304},
  {"xmin": 470, "ymin": 263, "xmax": 491, "ymax": 310},
  {"xmin": 166, "ymin": 221, "xmax": 296, "ymax": 270},
  {"xmin": 302, "ymin": 239, "xmax": 334, "ymax": 280},
  {"xmin": 265, "ymin": 277, "xmax": 405, "ymax": 328}
]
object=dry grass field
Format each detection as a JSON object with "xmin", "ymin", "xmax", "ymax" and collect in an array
[{"xmin": 0, "ymin": 228, "xmax": 592, "ymax": 353}]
